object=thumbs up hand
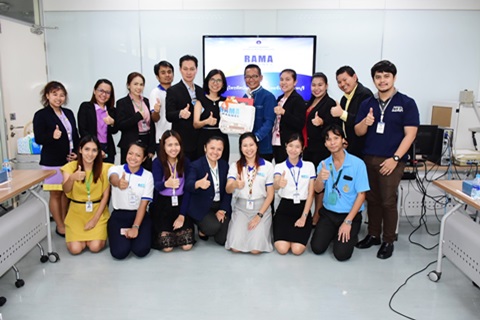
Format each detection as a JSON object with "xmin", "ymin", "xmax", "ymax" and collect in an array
[
  {"xmin": 320, "ymin": 161, "xmax": 330, "ymax": 181},
  {"xmin": 311, "ymin": 111, "xmax": 323, "ymax": 126},
  {"xmin": 72, "ymin": 165, "xmax": 86, "ymax": 181},
  {"xmin": 236, "ymin": 173, "xmax": 245, "ymax": 190},
  {"xmin": 365, "ymin": 107, "xmax": 375, "ymax": 126},
  {"xmin": 274, "ymin": 105, "xmax": 285, "ymax": 116},
  {"xmin": 278, "ymin": 171, "xmax": 288, "ymax": 188},
  {"xmin": 164, "ymin": 174, "xmax": 180, "ymax": 189},
  {"xmin": 180, "ymin": 104, "xmax": 191, "ymax": 119},
  {"xmin": 207, "ymin": 111, "xmax": 217, "ymax": 126},
  {"xmin": 154, "ymin": 98, "xmax": 161, "ymax": 113},
  {"xmin": 103, "ymin": 115, "xmax": 115, "ymax": 126},
  {"xmin": 53, "ymin": 125, "xmax": 62, "ymax": 139},
  {"xmin": 330, "ymin": 101, "xmax": 344, "ymax": 118},
  {"xmin": 118, "ymin": 172, "xmax": 129, "ymax": 190},
  {"xmin": 196, "ymin": 173, "xmax": 211, "ymax": 190}
]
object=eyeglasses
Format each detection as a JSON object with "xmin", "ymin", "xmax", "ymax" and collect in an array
[
  {"xmin": 209, "ymin": 78, "xmax": 223, "ymax": 84},
  {"xmin": 244, "ymin": 75, "xmax": 259, "ymax": 80},
  {"xmin": 96, "ymin": 89, "xmax": 111, "ymax": 95}
]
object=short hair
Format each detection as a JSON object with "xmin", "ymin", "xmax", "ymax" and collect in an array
[
  {"xmin": 280, "ymin": 69, "xmax": 297, "ymax": 81},
  {"xmin": 336, "ymin": 66, "xmax": 356, "ymax": 77},
  {"xmin": 205, "ymin": 135, "xmax": 224, "ymax": 147},
  {"xmin": 126, "ymin": 72, "xmax": 145, "ymax": 86},
  {"xmin": 127, "ymin": 140, "xmax": 147, "ymax": 158},
  {"xmin": 371, "ymin": 60, "xmax": 397, "ymax": 78},
  {"xmin": 90, "ymin": 79, "xmax": 115, "ymax": 109},
  {"xmin": 322, "ymin": 124, "xmax": 346, "ymax": 141},
  {"xmin": 41, "ymin": 81, "xmax": 68, "ymax": 107},
  {"xmin": 153, "ymin": 60, "xmax": 174, "ymax": 76},
  {"xmin": 312, "ymin": 72, "xmax": 328, "ymax": 85},
  {"xmin": 285, "ymin": 133, "xmax": 304, "ymax": 148},
  {"xmin": 179, "ymin": 55, "xmax": 198, "ymax": 68},
  {"xmin": 244, "ymin": 64, "xmax": 262, "ymax": 76},
  {"xmin": 203, "ymin": 69, "xmax": 227, "ymax": 95}
]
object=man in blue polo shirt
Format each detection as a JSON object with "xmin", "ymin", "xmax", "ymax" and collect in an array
[
  {"xmin": 312, "ymin": 124, "xmax": 369, "ymax": 261},
  {"xmin": 354, "ymin": 60, "xmax": 419, "ymax": 259},
  {"xmin": 244, "ymin": 64, "xmax": 276, "ymax": 162}
]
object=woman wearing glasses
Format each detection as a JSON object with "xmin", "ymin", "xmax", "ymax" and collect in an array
[
  {"xmin": 78, "ymin": 79, "xmax": 117, "ymax": 164},
  {"xmin": 193, "ymin": 69, "xmax": 230, "ymax": 162}
]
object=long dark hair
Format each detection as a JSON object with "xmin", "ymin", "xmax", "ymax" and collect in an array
[
  {"xmin": 159, "ymin": 130, "xmax": 185, "ymax": 180},
  {"xmin": 236, "ymin": 132, "xmax": 260, "ymax": 175},
  {"xmin": 90, "ymin": 79, "xmax": 115, "ymax": 109},
  {"xmin": 76, "ymin": 135, "xmax": 103, "ymax": 183}
]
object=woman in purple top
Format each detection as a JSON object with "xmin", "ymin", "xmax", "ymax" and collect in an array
[
  {"xmin": 77, "ymin": 79, "xmax": 118, "ymax": 163},
  {"xmin": 151, "ymin": 130, "xmax": 195, "ymax": 251}
]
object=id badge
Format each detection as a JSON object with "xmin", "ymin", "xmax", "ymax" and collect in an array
[
  {"xmin": 328, "ymin": 192, "xmax": 338, "ymax": 205},
  {"xmin": 86, "ymin": 200, "xmax": 93, "ymax": 212},
  {"xmin": 141, "ymin": 121, "xmax": 148, "ymax": 131},
  {"xmin": 293, "ymin": 193, "xmax": 301, "ymax": 204},
  {"xmin": 376, "ymin": 121, "xmax": 385, "ymax": 134},
  {"xmin": 171, "ymin": 195, "xmax": 179, "ymax": 207},
  {"xmin": 246, "ymin": 200, "xmax": 254, "ymax": 210},
  {"xmin": 129, "ymin": 191, "xmax": 137, "ymax": 206}
]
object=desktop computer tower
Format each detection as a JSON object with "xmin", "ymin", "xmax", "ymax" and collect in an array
[{"xmin": 426, "ymin": 127, "xmax": 453, "ymax": 165}]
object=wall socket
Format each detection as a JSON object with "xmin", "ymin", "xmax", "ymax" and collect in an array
[{"xmin": 9, "ymin": 113, "xmax": 15, "ymax": 120}]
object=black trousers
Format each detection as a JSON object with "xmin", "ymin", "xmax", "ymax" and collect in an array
[
  {"xmin": 310, "ymin": 207, "xmax": 362, "ymax": 261},
  {"xmin": 196, "ymin": 202, "xmax": 229, "ymax": 246}
]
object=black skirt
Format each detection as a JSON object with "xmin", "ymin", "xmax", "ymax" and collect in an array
[{"xmin": 273, "ymin": 198, "xmax": 312, "ymax": 245}]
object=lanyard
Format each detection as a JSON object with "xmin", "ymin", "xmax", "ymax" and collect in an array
[
  {"xmin": 378, "ymin": 98, "xmax": 392, "ymax": 123},
  {"xmin": 288, "ymin": 166, "xmax": 301, "ymax": 192},
  {"xmin": 130, "ymin": 95, "xmax": 145, "ymax": 115},
  {"xmin": 85, "ymin": 172, "xmax": 93, "ymax": 200},
  {"xmin": 169, "ymin": 160, "xmax": 177, "ymax": 196},
  {"xmin": 209, "ymin": 162, "xmax": 219, "ymax": 188},
  {"xmin": 246, "ymin": 165, "xmax": 257, "ymax": 198},
  {"xmin": 329, "ymin": 163, "xmax": 343, "ymax": 198}
]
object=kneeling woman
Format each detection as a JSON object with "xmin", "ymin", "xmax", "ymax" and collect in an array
[
  {"xmin": 61, "ymin": 135, "xmax": 112, "ymax": 254},
  {"xmin": 107, "ymin": 141, "xmax": 154, "ymax": 259},
  {"xmin": 151, "ymin": 130, "xmax": 195, "ymax": 252},
  {"xmin": 273, "ymin": 133, "xmax": 315, "ymax": 255},
  {"xmin": 186, "ymin": 136, "xmax": 231, "ymax": 245},
  {"xmin": 225, "ymin": 132, "xmax": 274, "ymax": 253}
]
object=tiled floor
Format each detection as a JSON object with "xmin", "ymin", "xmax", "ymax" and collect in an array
[{"xmin": 0, "ymin": 219, "xmax": 479, "ymax": 320}]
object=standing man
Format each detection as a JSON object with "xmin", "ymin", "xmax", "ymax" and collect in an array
[
  {"xmin": 166, "ymin": 55, "xmax": 204, "ymax": 160},
  {"xmin": 354, "ymin": 60, "xmax": 419, "ymax": 259},
  {"xmin": 244, "ymin": 64, "xmax": 276, "ymax": 162},
  {"xmin": 331, "ymin": 66, "xmax": 373, "ymax": 158},
  {"xmin": 150, "ymin": 60, "xmax": 174, "ymax": 148}
]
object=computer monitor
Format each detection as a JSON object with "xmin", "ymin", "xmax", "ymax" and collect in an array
[{"xmin": 406, "ymin": 124, "xmax": 438, "ymax": 164}]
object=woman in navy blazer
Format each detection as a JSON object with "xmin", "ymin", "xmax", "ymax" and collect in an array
[
  {"xmin": 272, "ymin": 69, "xmax": 306, "ymax": 164},
  {"xmin": 116, "ymin": 72, "xmax": 156, "ymax": 169},
  {"xmin": 185, "ymin": 136, "xmax": 231, "ymax": 246},
  {"xmin": 33, "ymin": 81, "xmax": 79, "ymax": 236},
  {"xmin": 77, "ymin": 79, "xmax": 118, "ymax": 163}
]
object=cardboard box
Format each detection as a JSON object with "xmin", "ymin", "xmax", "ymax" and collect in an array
[{"xmin": 431, "ymin": 106, "xmax": 452, "ymax": 127}]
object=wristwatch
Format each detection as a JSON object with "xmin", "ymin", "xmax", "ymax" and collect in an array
[
  {"xmin": 344, "ymin": 219, "xmax": 352, "ymax": 225},
  {"xmin": 393, "ymin": 155, "xmax": 400, "ymax": 162},
  {"xmin": 257, "ymin": 212, "xmax": 264, "ymax": 218}
]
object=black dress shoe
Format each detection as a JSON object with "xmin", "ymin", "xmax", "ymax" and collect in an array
[
  {"xmin": 198, "ymin": 232, "xmax": 209, "ymax": 241},
  {"xmin": 355, "ymin": 235, "xmax": 381, "ymax": 249},
  {"xmin": 377, "ymin": 242, "xmax": 394, "ymax": 259},
  {"xmin": 55, "ymin": 227, "xmax": 65, "ymax": 238}
]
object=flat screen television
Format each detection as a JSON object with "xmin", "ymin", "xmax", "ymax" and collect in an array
[{"xmin": 203, "ymin": 35, "xmax": 317, "ymax": 100}]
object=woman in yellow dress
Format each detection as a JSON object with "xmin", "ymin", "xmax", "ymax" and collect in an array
[{"xmin": 61, "ymin": 135, "xmax": 113, "ymax": 254}]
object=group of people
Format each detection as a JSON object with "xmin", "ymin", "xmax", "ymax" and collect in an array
[{"xmin": 32, "ymin": 55, "xmax": 419, "ymax": 261}]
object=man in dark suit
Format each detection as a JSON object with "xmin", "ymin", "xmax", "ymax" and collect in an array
[
  {"xmin": 166, "ymin": 55, "xmax": 204, "ymax": 160},
  {"xmin": 331, "ymin": 66, "xmax": 373, "ymax": 158}
]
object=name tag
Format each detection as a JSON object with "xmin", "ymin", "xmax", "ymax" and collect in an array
[{"xmin": 376, "ymin": 121, "xmax": 385, "ymax": 134}]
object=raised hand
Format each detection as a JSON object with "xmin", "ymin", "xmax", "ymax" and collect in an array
[
  {"xmin": 365, "ymin": 108, "xmax": 375, "ymax": 126},
  {"xmin": 197, "ymin": 173, "xmax": 211, "ymax": 190},
  {"xmin": 180, "ymin": 104, "xmax": 191, "ymax": 119},
  {"xmin": 118, "ymin": 172, "xmax": 129, "ymax": 190},
  {"xmin": 164, "ymin": 175, "xmax": 180, "ymax": 189},
  {"xmin": 320, "ymin": 161, "xmax": 330, "ymax": 181},
  {"xmin": 72, "ymin": 165, "xmax": 86, "ymax": 181},
  {"xmin": 330, "ymin": 101, "xmax": 343, "ymax": 118},
  {"xmin": 278, "ymin": 171, "xmax": 288, "ymax": 188},
  {"xmin": 154, "ymin": 98, "xmax": 161, "ymax": 113},
  {"xmin": 207, "ymin": 112, "xmax": 217, "ymax": 126},
  {"xmin": 103, "ymin": 115, "xmax": 115, "ymax": 126},
  {"xmin": 236, "ymin": 174, "xmax": 245, "ymax": 190},
  {"xmin": 311, "ymin": 111, "xmax": 323, "ymax": 126},
  {"xmin": 53, "ymin": 125, "xmax": 62, "ymax": 139},
  {"xmin": 274, "ymin": 105, "xmax": 285, "ymax": 115}
]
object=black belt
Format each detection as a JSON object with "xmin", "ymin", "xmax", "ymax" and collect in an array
[{"xmin": 69, "ymin": 198, "xmax": 101, "ymax": 204}]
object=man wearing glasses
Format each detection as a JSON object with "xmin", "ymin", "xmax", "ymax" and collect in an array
[{"xmin": 243, "ymin": 64, "xmax": 276, "ymax": 162}]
